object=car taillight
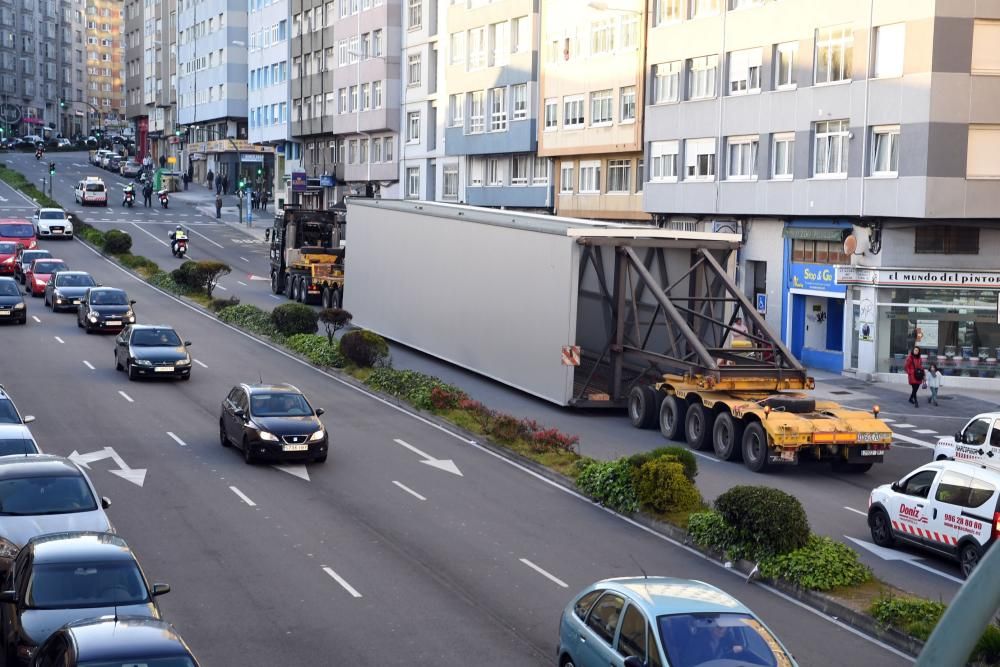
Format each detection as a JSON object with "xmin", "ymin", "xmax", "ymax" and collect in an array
[{"xmin": 994, "ymin": 512, "xmax": 1000, "ymax": 541}]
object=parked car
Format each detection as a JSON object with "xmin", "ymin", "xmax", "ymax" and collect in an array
[
  {"xmin": 14, "ymin": 250, "xmax": 51, "ymax": 284},
  {"xmin": 24, "ymin": 259, "xmax": 68, "ymax": 297},
  {"xmin": 32, "ymin": 616, "xmax": 200, "ymax": 667},
  {"xmin": 90, "ymin": 150, "xmax": 110, "ymax": 166},
  {"xmin": 105, "ymin": 155, "xmax": 121, "ymax": 172},
  {"xmin": 73, "ymin": 178, "xmax": 107, "ymax": 206},
  {"xmin": 933, "ymin": 412, "xmax": 1000, "ymax": 465},
  {"xmin": 0, "ymin": 278, "xmax": 27, "ymax": 325},
  {"xmin": 868, "ymin": 458, "xmax": 1000, "ymax": 578},
  {"xmin": 115, "ymin": 324, "xmax": 193, "ymax": 381},
  {"xmin": 0, "ymin": 532, "xmax": 167, "ymax": 665},
  {"xmin": 21, "ymin": 135, "xmax": 43, "ymax": 147},
  {"xmin": 44, "ymin": 271, "xmax": 97, "ymax": 312},
  {"xmin": 558, "ymin": 577, "xmax": 798, "ymax": 667},
  {"xmin": 31, "ymin": 209, "xmax": 73, "ymax": 240},
  {"xmin": 220, "ymin": 383, "xmax": 328, "ymax": 464},
  {"xmin": 0, "ymin": 221, "xmax": 37, "ymax": 251},
  {"xmin": 119, "ymin": 161, "xmax": 142, "ymax": 178},
  {"xmin": 0, "ymin": 243, "xmax": 17, "ymax": 276},
  {"xmin": 77, "ymin": 287, "xmax": 135, "ymax": 333}
]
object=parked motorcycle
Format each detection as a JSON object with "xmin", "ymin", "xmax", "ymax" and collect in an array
[{"xmin": 158, "ymin": 189, "xmax": 169, "ymax": 209}]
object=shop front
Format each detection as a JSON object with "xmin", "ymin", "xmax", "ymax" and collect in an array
[{"xmin": 838, "ymin": 267, "xmax": 1000, "ymax": 387}]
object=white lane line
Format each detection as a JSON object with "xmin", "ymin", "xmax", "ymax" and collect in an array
[
  {"xmin": 129, "ymin": 221, "xmax": 171, "ymax": 248},
  {"xmin": 237, "ymin": 280, "xmax": 248, "ymax": 286},
  {"xmin": 117, "ymin": 390, "xmax": 134, "ymax": 403},
  {"xmin": 269, "ymin": 294, "xmax": 281, "ymax": 300},
  {"xmin": 691, "ymin": 450, "xmax": 719, "ymax": 463},
  {"xmin": 229, "ymin": 486, "xmax": 256, "ymax": 506},
  {"xmin": 519, "ymin": 558, "xmax": 568, "ymax": 588},
  {"xmin": 893, "ymin": 432, "xmax": 937, "ymax": 449},
  {"xmin": 240, "ymin": 256, "xmax": 249, "ymax": 262},
  {"xmin": 182, "ymin": 224, "xmax": 225, "ymax": 248},
  {"xmin": 322, "ymin": 566, "xmax": 362, "ymax": 598},
  {"xmin": 82, "ymin": 360, "xmax": 95, "ymax": 370},
  {"xmin": 215, "ymin": 284, "xmax": 227, "ymax": 291},
  {"xmin": 193, "ymin": 358, "xmax": 207, "ymax": 368},
  {"xmin": 167, "ymin": 431, "xmax": 187, "ymax": 447},
  {"xmin": 392, "ymin": 480, "xmax": 427, "ymax": 501},
  {"xmin": 893, "ymin": 423, "xmax": 915, "ymax": 429},
  {"xmin": 879, "ymin": 417, "xmax": 895, "ymax": 423},
  {"xmin": 914, "ymin": 429, "xmax": 937, "ymax": 435},
  {"xmin": 31, "ymin": 315, "xmax": 41, "ymax": 323},
  {"xmin": 843, "ymin": 506, "xmax": 867, "ymax": 517},
  {"xmin": 54, "ymin": 335, "xmax": 64, "ymax": 344}
]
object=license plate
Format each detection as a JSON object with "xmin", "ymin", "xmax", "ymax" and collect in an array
[
  {"xmin": 0, "ymin": 310, "xmax": 9, "ymax": 316},
  {"xmin": 860, "ymin": 450, "xmax": 883, "ymax": 457},
  {"xmin": 857, "ymin": 432, "xmax": 883, "ymax": 442},
  {"xmin": 283, "ymin": 444, "xmax": 309, "ymax": 452},
  {"xmin": 154, "ymin": 366, "xmax": 174, "ymax": 373},
  {"xmin": 105, "ymin": 320, "xmax": 121, "ymax": 326},
  {"xmin": 72, "ymin": 299, "xmax": 80, "ymax": 304},
  {"xmin": 780, "ymin": 450, "xmax": 795, "ymax": 461}
]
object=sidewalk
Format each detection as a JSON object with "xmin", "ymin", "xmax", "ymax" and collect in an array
[{"xmin": 170, "ymin": 184, "xmax": 268, "ymax": 241}]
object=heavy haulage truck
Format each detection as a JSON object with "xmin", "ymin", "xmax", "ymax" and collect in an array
[
  {"xmin": 343, "ymin": 199, "xmax": 893, "ymax": 473},
  {"xmin": 268, "ymin": 203, "xmax": 346, "ymax": 308}
]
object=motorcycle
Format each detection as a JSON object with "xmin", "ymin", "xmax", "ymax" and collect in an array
[
  {"xmin": 34, "ymin": 149, "xmax": 42, "ymax": 160},
  {"xmin": 122, "ymin": 189, "xmax": 135, "ymax": 208},
  {"xmin": 171, "ymin": 238, "xmax": 188, "ymax": 258},
  {"xmin": 158, "ymin": 190, "xmax": 169, "ymax": 209}
]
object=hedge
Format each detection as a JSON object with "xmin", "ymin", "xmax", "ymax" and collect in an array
[
  {"xmin": 870, "ymin": 595, "xmax": 1000, "ymax": 665},
  {"xmin": 628, "ymin": 446, "xmax": 698, "ymax": 482},
  {"xmin": 576, "ymin": 458, "xmax": 639, "ymax": 513},
  {"xmin": 340, "ymin": 329, "xmax": 389, "ymax": 367},
  {"xmin": 759, "ymin": 535, "xmax": 871, "ymax": 591},
  {"xmin": 635, "ymin": 458, "xmax": 702, "ymax": 514},
  {"xmin": 271, "ymin": 303, "xmax": 319, "ymax": 336},
  {"xmin": 217, "ymin": 304, "xmax": 279, "ymax": 337},
  {"xmin": 714, "ymin": 486, "xmax": 810, "ymax": 559},
  {"xmin": 102, "ymin": 229, "xmax": 132, "ymax": 254},
  {"xmin": 285, "ymin": 333, "xmax": 345, "ymax": 368},
  {"xmin": 364, "ymin": 367, "xmax": 460, "ymax": 411}
]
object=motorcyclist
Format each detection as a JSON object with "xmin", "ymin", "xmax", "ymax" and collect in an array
[
  {"xmin": 168, "ymin": 225, "xmax": 188, "ymax": 255},
  {"xmin": 34, "ymin": 145, "xmax": 43, "ymax": 159},
  {"xmin": 122, "ymin": 183, "xmax": 135, "ymax": 206}
]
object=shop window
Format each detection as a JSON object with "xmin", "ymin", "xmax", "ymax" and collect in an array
[
  {"xmin": 792, "ymin": 239, "xmax": 849, "ymax": 264},
  {"xmin": 914, "ymin": 226, "xmax": 979, "ymax": 254}
]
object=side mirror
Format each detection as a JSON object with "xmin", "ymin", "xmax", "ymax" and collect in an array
[
  {"xmin": 184, "ymin": 340, "xmax": 192, "ymax": 347},
  {"xmin": 101, "ymin": 496, "xmax": 112, "ymax": 509},
  {"xmin": 955, "ymin": 432, "xmax": 963, "ymax": 443},
  {"xmin": 130, "ymin": 300, "xmax": 136, "ymax": 305},
  {"xmin": 23, "ymin": 416, "xmax": 35, "ymax": 424},
  {"xmin": 151, "ymin": 583, "xmax": 170, "ymax": 597},
  {"xmin": 890, "ymin": 482, "xmax": 901, "ymax": 493},
  {"xmin": 234, "ymin": 408, "xmax": 246, "ymax": 420},
  {"xmin": 0, "ymin": 590, "xmax": 17, "ymax": 604},
  {"xmin": 315, "ymin": 408, "xmax": 325, "ymax": 416},
  {"xmin": 623, "ymin": 658, "xmax": 644, "ymax": 667}
]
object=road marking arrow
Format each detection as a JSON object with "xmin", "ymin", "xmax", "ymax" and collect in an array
[
  {"xmin": 272, "ymin": 464, "xmax": 310, "ymax": 481},
  {"xmin": 247, "ymin": 274, "xmax": 270, "ymax": 281},
  {"xmin": 845, "ymin": 536, "xmax": 964, "ymax": 584},
  {"xmin": 69, "ymin": 447, "xmax": 147, "ymax": 487},
  {"xmin": 393, "ymin": 438, "xmax": 463, "ymax": 476}
]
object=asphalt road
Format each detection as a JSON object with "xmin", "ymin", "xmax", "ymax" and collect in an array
[{"xmin": 0, "ymin": 169, "xmax": 914, "ymax": 665}]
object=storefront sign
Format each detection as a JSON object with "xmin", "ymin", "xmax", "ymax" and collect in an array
[
  {"xmin": 240, "ymin": 153, "xmax": 264, "ymax": 163},
  {"xmin": 290, "ymin": 171, "xmax": 307, "ymax": 192},
  {"xmin": 186, "ymin": 140, "xmax": 275, "ymax": 155},
  {"xmin": 837, "ymin": 266, "xmax": 1000, "ymax": 288},
  {"xmin": 789, "ymin": 263, "xmax": 844, "ymax": 294},
  {"xmin": 319, "ymin": 174, "xmax": 335, "ymax": 187}
]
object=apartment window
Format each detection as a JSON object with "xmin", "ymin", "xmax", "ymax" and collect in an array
[
  {"xmin": 771, "ymin": 133, "xmax": 794, "ymax": 179},
  {"xmin": 373, "ymin": 81, "xmax": 382, "ymax": 108},
  {"xmin": 726, "ymin": 135, "xmax": 758, "ymax": 180},
  {"xmin": 489, "ymin": 21, "xmax": 508, "ymax": 67},
  {"xmin": 486, "ymin": 158, "xmax": 504, "ymax": 186},
  {"xmin": 359, "ymin": 138, "xmax": 368, "ymax": 164},
  {"xmin": 511, "ymin": 155, "xmax": 529, "ymax": 185},
  {"xmin": 469, "ymin": 90, "xmax": 485, "ymax": 133},
  {"xmin": 871, "ymin": 125, "xmax": 900, "ymax": 176},
  {"xmin": 468, "ymin": 27, "xmax": 485, "ymax": 69},
  {"xmin": 729, "ymin": 0, "xmax": 762, "ymax": 8},
  {"xmin": 361, "ymin": 83, "xmax": 370, "ymax": 111},
  {"xmin": 652, "ymin": 0, "xmax": 681, "ymax": 26},
  {"xmin": 620, "ymin": 86, "xmax": 636, "ymax": 122},
  {"xmin": 512, "ymin": 84, "xmax": 527, "ymax": 120},
  {"xmin": 544, "ymin": 98, "xmax": 558, "ymax": 130},
  {"xmin": 407, "ymin": 0, "xmax": 421, "ymax": 30},
  {"xmin": 372, "ymin": 139, "xmax": 381, "ymax": 163},
  {"xmin": 650, "ymin": 140, "xmax": 678, "ymax": 181},
  {"xmin": 579, "ymin": 161, "xmax": 601, "ymax": 193},
  {"xmin": 873, "ymin": 23, "xmax": 905, "ymax": 78},
  {"xmin": 590, "ymin": 90, "xmax": 613, "ymax": 125},
  {"xmin": 690, "ymin": 0, "xmax": 719, "ymax": 18},
  {"xmin": 406, "ymin": 167, "xmax": 420, "ymax": 198},
  {"xmin": 385, "ymin": 137, "xmax": 394, "ymax": 162},
  {"xmin": 564, "ymin": 95, "xmax": 584, "ymax": 127},
  {"xmin": 914, "ymin": 226, "xmax": 980, "ymax": 255},
  {"xmin": 449, "ymin": 31, "xmax": 465, "ymax": 66},
  {"xmin": 511, "ymin": 16, "xmax": 529, "ymax": 54},
  {"xmin": 688, "ymin": 56, "xmax": 718, "ymax": 99},
  {"xmin": 653, "ymin": 61, "xmax": 681, "ymax": 104},
  {"xmin": 373, "ymin": 30, "xmax": 383, "ymax": 57},
  {"xmin": 443, "ymin": 165, "xmax": 459, "ymax": 199},
  {"xmin": 685, "ymin": 138, "xmax": 716, "ymax": 180},
  {"xmin": 449, "ymin": 93, "xmax": 464, "ymax": 126},
  {"xmin": 533, "ymin": 157, "xmax": 550, "ymax": 185},
  {"xmin": 407, "ymin": 53, "xmax": 421, "ymax": 86},
  {"xmin": 489, "ymin": 87, "xmax": 507, "ymax": 131},
  {"xmin": 636, "ymin": 160, "xmax": 645, "ymax": 192},
  {"xmin": 469, "ymin": 158, "xmax": 484, "ymax": 186},
  {"xmin": 815, "ymin": 25, "xmax": 853, "ymax": 84},
  {"xmin": 560, "ymin": 162, "xmax": 574, "ymax": 193},
  {"xmin": 728, "ymin": 48, "xmax": 761, "ymax": 95},
  {"xmin": 348, "ymin": 140, "xmax": 357, "ymax": 164},
  {"xmin": 967, "ymin": 125, "xmax": 1000, "ymax": 178},
  {"xmin": 349, "ymin": 85, "xmax": 358, "ymax": 112},
  {"xmin": 620, "ymin": 15, "xmax": 638, "ymax": 49},
  {"xmin": 591, "ymin": 19, "xmax": 614, "ymax": 55},
  {"xmin": 775, "ymin": 42, "xmax": 797, "ymax": 89},
  {"xmin": 607, "ymin": 159, "xmax": 631, "ymax": 193},
  {"xmin": 361, "ymin": 33, "xmax": 371, "ymax": 59},
  {"xmin": 407, "ymin": 111, "xmax": 420, "ymax": 142},
  {"xmin": 971, "ymin": 20, "xmax": 1000, "ymax": 75},
  {"xmin": 814, "ymin": 119, "xmax": 849, "ymax": 176}
]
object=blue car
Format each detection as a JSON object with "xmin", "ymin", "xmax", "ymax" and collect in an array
[{"xmin": 557, "ymin": 577, "xmax": 797, "ymax": 667}]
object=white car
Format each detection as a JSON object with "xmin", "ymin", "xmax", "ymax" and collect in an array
[
  {"xmin": 74, "ymin": 177, "xmax": 107, "ymax": 206},
  {"xmin": 92, "ymin": 149, "xmax": 112, "ymax": 166},
  {"xmin": 0, "ymin": 387, "xmax": 39, "ymax": 456},
  {"xmin": 933, "ymin": 412, "xmax": 1000, "ymax": 465},
  {"xmin": 868, "ymin": 459, "xmax": 1000, "ymax": 578},
  {"xmin": 22, "ymin": 135, "xmax": 43, "ymax": 146},
  {"xmin": 31, "ymin": 208, "xmax": 74, "ymax": 239}
]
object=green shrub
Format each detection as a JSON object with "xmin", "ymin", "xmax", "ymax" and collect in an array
[
  {"xmin": 364, "ymin": 368, "xmax": 459, "ymax": 410},
  {"xmin": 318, "ymin": 308, "xmax": 352, "ymax": 345},
  {"xmin": 76, "ymin": 224, "xmax": 105, "ymax": 246},
  {"xmin": 209, "ymin": 296, "xmax": 241, "ymax": 312},
  {"xmin": 340, "ymin": 329, "xmax": 389, "ymax": 367},
  {"xmin": 635, "ymin": 458, "xmax": 702, "ymax": 514},
  {"xmin": 870, "ymin": 595, "xmax": 1000, "ymax": 664},
  {"xmin": 576, "ymin": 458, "xmax": 638, "ymax": 513},
  {"xmin": 171, "ymin": 261, "xmax": 209, "ymax": 291},
  {"xmin": 628, "ymin": 446, "xmax": 698, "ymax": 482},
  {"xmin": 195, "ymin": 260, "xmax": 231, "ymax": 298},
  {"xmin": 687, "ymin": 511, "xmax": 736, "ymax": 554},
  {"xmin": 286, "ymin": 334, "xmax": 345, "ymax": 367},
  {"xmin": 974, "ymin": 625, "xmax": 1000, "ymax": 666},
  {"xmin": 102, "ymin": 229, "xmax": 132, "ymax": 254},
  {"xmin": 759, "ymin": 535, "xmax": 871, "ymax": 591},
  {"xmin": 118, "ymin": 253, "xmax": 159, "ymax": 274},
  {"xmin": 714, "ymin": 486, "xmax": 810, "ymax": 559},
  {"xmin": 271, "ymin": 303, "xmax": 318, "ymax": 336},
  {"xmin": 218, "ymin": 304, "xmax": 278, "ymax": 337},
  {"xmin": 148, "ymin": 271, "xmax": 182, "ymax": 294}
]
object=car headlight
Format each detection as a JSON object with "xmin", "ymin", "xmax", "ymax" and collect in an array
[
  {"xmin": 87, "ymin": 312, "xmax": 98, "ymax": 321},
  {"xmin": 176, "ymin": 357, "xmax": 191, "ymax": 366},
  {"xmin": 309, "ymin": 428, "xmax": 325, "ymax": 441},
  {"xmin": 13, "ymin": 303, "xmax": 24, "ymax": 309},
  {"xmin": 258, "ymin": 431, "xmax": 279, "ymax": 442},
  {"xmin": 1, "ymin": 257, "xmax": 12, "ymax": 264},
  {"xmin": 134, "ymin": 359, "xmax": 153, "ymax": 366},
  {"xmin": 34, "ymin": 278, "xmax": 45, "ymax": 286},
  {"xmin": 0, "ymin": 537, "xmax": 19, "ymax": 560}
]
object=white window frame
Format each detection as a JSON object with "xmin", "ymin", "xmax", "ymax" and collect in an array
[
  {"xmin": 728, "ymin": 48, "xmax": 761, "ymax": 96},
  {"xmin": 607, "ymin": 159, "xmax": 631, "ymax": 193},
  {"xmin": 620, "ymin": 86, "xmax": 636, "ymax": 123},
  {"xmin": 870, "ymin": 125, "xmax": 900, "ymax": 177},
  {"xmin": 771, "ymin": 132, "xmax": 795, "ymax": 180},
  {"xmin": 650, "ymin": 140, "xmax": 679, "ymax": 182},
  {"xmin": 774, "ymin": 42, "xmax": 797, "ymax": 90},
  {"xmin": 533, "ymin": 157, "xmax": 550, "ymax": 185},
  {"xmin": 469, "ymin": 90, "xmax": 485, "ymax": 133},
  {"xmin": 579, "ymin": 160, "xmax": 601, "ymax": 193},
  {"xmin": 726, "ymin": 135, "xmax": 759, "ymax": 180},
  {"xmin": 486, "ymin": 157, "xmax": 504, "ymax": 186},
  {"xmin": 406, "ymin": 166, "xmax": 420, "ymax": 198},
  {"xmin": 590, "ymin": 19, "xmax": 614, "ymax": 56},
  {"xmin": 407, "ymin": 52, "xmax": 421, "ymax": 86},
  {"xmin": 372, "ymin": 80, "xmax": 383, "ymax": 108},
  {"xmin": 407, "ymin": 0, "xmax": 421, "ymax": 30},
  {"xmin": 653, "ymin": 61, "xmax": 681, "ymax": 104},
  {"xmin": 813, "ymin": 119, "xmax": 849, "ymax": 177},
  {"xmin": 511, "ymin": 16, "xmax": 529, "ymax": 54},
  {"xmin": 489, "ymin": 21, "xmax": 508, "ymax": 67},
  {"xmin": 652, "ymin": 0, "xmax": 681, "ymax": 27},
  {"xmin": 449, "ymin": 92, "xmax": 464, "ymax": 127},
  {"xmin": 560, "ymin": 162, "xmax": 575, "ymax": 193},
  {"xmin": 688, "ymin": 55, "xmax": 718, "ymax": 100},
  {"xmin": 690, "ymin": 0, "xmax": 719, "ymax": 19},
  {"xmin": 489, "ymin": 87, "xmax": 507, "ymax": 131},
  {"xmin": 443, "ymin": 165, "xmax": 459, "ymax": 200},
  {"xmin": 511, "ymin": 155, "xmax": 529, "ymax": 185},
  {"xmin": 544, "ymin": 98, "xmax": 558, "ymax": 130},
  {"xmin": 873, "ymin": 23, "xmax": 905, "ymax": 79},
  {"xmin": 685, "ymin": 138, "xmax": 716, "ymax": 181},
  {"xmin": 590, "ymin": 89, "xmax": 613, "ymax": 126},
  {"xmin": 468, "ymin": 27, "xmax": 485, "ymax": 70},
  {"xmin": 814, "ymin": 24, "xmax": 853, "ymax": 85},
  {"xmin": 511, "ymin": 83, "xmax": 528, "ymax": 120},
  {"xmin": 450, "ymin": 31, "xmax": 465, "ymax": 66},
  {"xmin": 564, "ymin": 95, "xmax": 584, "ymax": 128},
  {"xmin": 407, "ymin": 110, "xmax": 421, "ymax": 143}
]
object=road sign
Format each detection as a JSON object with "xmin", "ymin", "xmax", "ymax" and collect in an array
[
  {"xmin": 755, "ymin": 293, "xmax": 767, "ymax": 315},
  {"xmin": 561, "ymin": 345, "xmax": 581, "ymax": 366}
]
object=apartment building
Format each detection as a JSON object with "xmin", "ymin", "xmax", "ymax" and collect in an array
[
  {"xmin": 442, "ymin": 0, "xmax": 548, "ymax": 208},
  {"xmin": 643, "ymin": 0, "xmax": 1000, "ymax": 387},
  {"xmin": 248, "ymin": 0, "xmax": 292, "ymax": 198},
  {"xmin": 84, "ymin": 0, "xmax": 125, "ymax": 133},
  {"xmin": 400, "ymin": 0, "xmax": 443, "ymax": 200},
  {"xmin": 537, "ymin": 0, "xmax": 647, "ymax": 221},
  {"xmin": 124, "ymin": 0, "xmax": 178, "ymax": 163},
  {"xmin": 123, "ymin": 0, "xmax": 144, "ymax": 150}
]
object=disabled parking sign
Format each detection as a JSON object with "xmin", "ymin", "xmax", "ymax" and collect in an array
[{"xmin": 756, "ymin": 293, "xmax": 767, "ymax": 315}]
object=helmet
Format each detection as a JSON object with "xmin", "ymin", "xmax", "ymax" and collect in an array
[{"xmin": 175, "ymin": 225, "xmax": 182, "ymax": 230}]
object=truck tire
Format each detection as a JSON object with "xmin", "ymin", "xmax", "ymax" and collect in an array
[
  {"xmin": 628, "ymin": 385, "xmax": 660, "ymax": 430},
  {"xmin": 283, "ymin": 274, "xmax": 294, "ymax": 299},
  {"xmin": 659, "ymin": 396, "xmax": 686, "ymax": 441},
  {"xmin": 742, "ymin": 422, "xmax": 770, "ymax": 473},
  {"xmin": 760, "ymin": 396, "xmax": 815, "ymax": 414},
  {"xmin": 712, "ymin": 412, "xmax": 744, "ymax": 461},
  {"xmin": 271, "ymin": 271, "xmax": 283, "ymax": 295},
  {"xmin": 321, "ymin": 286, "xmax": 332, "ymax": 309},
  {"xmin": 684, "ymin": 403, "xmax": 713, "ymax": 451},
  {"xmin": 330, "ymin": 287, "xmax": 342, "ymax": 309}
]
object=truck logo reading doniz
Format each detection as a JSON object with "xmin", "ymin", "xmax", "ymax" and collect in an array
[{"xmin": 899, "ymin": 503, "xmax": 928, "ymax": 523}]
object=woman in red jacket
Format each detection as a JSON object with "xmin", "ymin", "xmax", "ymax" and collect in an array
[{"xmin": 904, "ymin": 346, "xmax": 925, "ymax": 407}]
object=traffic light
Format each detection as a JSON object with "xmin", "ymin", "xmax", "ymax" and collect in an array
[
  {"xmin": 59, "ymin": 98, "xmax": 66, "ymax": 109},
  {"xmin": 238, "ymin": 179, "xmax": 246, "ymax": 189},
  {"xmin": 256, "ymin": 167, "xmax": 262, "ymax": 176},
  {"xmin": 48, "ymin": 162, "xmax": 55, "ymax": 175}
]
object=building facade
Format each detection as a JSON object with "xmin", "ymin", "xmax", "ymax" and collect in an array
[
  {"xmin": 443, "ymin": 0, "xmax": 550, "ymax": 209},
  {"xmin": 400, "ymin": 0, "xmax": 443, "ymax": 201},
  {"xmin": 248, "ymin": 0, "xmax": 291, "ymax": 200},
  {"xmin": 124, "ymin": 0, "xmax": 178, "ymax": 164},
  {"xmin": 85, "ymin": 0, "xmax": 126, "ymax": 134},
  {"xmin": 537, "ymin": 0, "xmax": 648, "ymax": 221}
]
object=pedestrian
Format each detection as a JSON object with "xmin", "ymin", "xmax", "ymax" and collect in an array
[
  {"xmin": 904, "ymin": 346, "xmax": 925, "ymax": 408},
  {"xmin": 182, "ymin": 172, "xmax": 190, "ymax": 191},
  {"xmin": 222, "ymin": 175, "xmax": 229, "ymax": 194},
  {"xmin": 251, "ymin": 190, "xmax": 259, "ymax": 210},
  {"xmin": 926, "ymin": 364, "xmax": 942, "ymax": 406},
  {"xmin": 216, "ymin": 177, "xmax": 223, "ymax": 195},
  {"xmin": 260, "ymin": 191, "xmax": 268, "ymax": 212},
  {"xmin": 207, "ymin": 169, "xmax": 214, "ymax": 189},
  {"xmin": 142, "ymin": 182, "xmax": 153, "ymax": 208},
  {"xmin": 214, "ymin": 193, "xmax": 223, "ymax": 219}
]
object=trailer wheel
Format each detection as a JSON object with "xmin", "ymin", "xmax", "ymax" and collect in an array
[
  {"xmin": 271, "ymin": 271, "xmax": 283, "ymax": 295},
  {"xmin": 330, "ymin": 287, "xmax": 342, "ymax": 309},
  {"xmin": 296, "ymin": 279, "xmax": 306, "ymax": 303},
  {"xmin": 321, "ymin": 286, "xmax": 331, "ymax": 309},
  {"xmin": 659, "ymin": 396, "xmax": 686, "ymax": 441},
  {"xmin": 628, "ymin": 385, "xmax": 660, "ymax": 430},
  {"xmin": 742, "ymin": 422, "xmax": 770, "ymax": 473},
  {"xmin": 283, "ymin": 274, "xmax": 294, "ymax": 298},
  {"xmin": 712, "ymin": 412, "xmax": 744, "ymax": 461},
  {"xmin": 684, "ymin": 403, "xmax": 713, "ymax": 451}
]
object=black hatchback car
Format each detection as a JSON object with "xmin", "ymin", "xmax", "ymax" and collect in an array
[
  {"xmin": 32, "ymin": 616, "xmax": 200, "ymax": 667},
  {"xmin": 114, "ymin": 325, "xmax": 192, "ymax": 381},
  {"xmin": 220, "ymin": 383, "xmax": 327, "ymax": 464},
  {"xmin": 0, "ymin": 278, "xmax": 26, "ymax": 324},
  {"xmin": 77, "ymin": 288, "xmax": 135, "ymax": 333}
]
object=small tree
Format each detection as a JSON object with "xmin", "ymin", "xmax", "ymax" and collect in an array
[
  {"xmin": 199, "ymin": 260, "xmax": 231, "ymax": 298},
  {"xmin": 318, "ymin": 308, "xmax": 353, "ymax": 346}
]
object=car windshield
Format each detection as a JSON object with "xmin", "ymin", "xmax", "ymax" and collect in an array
[
  {"xmin": 657, "ymin": 613, "xmax": 794, "ymax": 667},
  {"xmin": 85, "ymin": 183, "xmax": 105, "ymax": 192},
  {"xmin": 32, "ymin": 261, "xmax": 66, "ymax": 274},
  {"xmin": 91, "ymin": 291, "xmax": 127, "ymax": 305},
  {"xmin": 26, "ymin": 561, "xmax": 148, "ymax": 609},
  {"xmin": 20, "ymin": 252, "xmax": 49, "ymax": 265},
  {"xmin": 0, "ymin": 224, "xmax": 34, "ymax": 238},
  {"xmin": 0, "ymin": 439, "xmax": 38, "ymax": 456},
  {"xmin": 82, "ymin": 659, "xmax": 198, "ymax": 667},
  {"xmin": 0, "ymin": 282, "xmax": 20, "ymax": 297},
  {"xmin": 132, "ymin": 328, "xmax": 181, "ymax": 347},
  {"xmin": 0, "ymin": 398, "xmax": 21, "ymax": 423},
  {"xmin": 39, "ymin": 211, "xmax": 65, "ymax": 220},
  {"xmin": 250, "ymin": 393, "xmax": 313, "ymax": 417},
  {"xmin": 0, "ymin": 475, "xmax": 98, "ymax": 515},
  {"xmin": 0, "ymin": 243, "xmax": 15, "ymax": 254},
  {"xmin": 55, "ymin": 273, "xmax": 95, "ymax": 287}
]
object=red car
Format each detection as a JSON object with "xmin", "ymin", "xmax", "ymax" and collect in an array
[
  {"xmin": 0, "ymin": 221, "xmax": 37, "ymax": 251},
  {"xmin": 0, "ymin": 242, "xmax": 16, "ymax": 276},
  {"xmin": 25, "ymin": 258, "xmax": 68, "ymax": 297}
]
